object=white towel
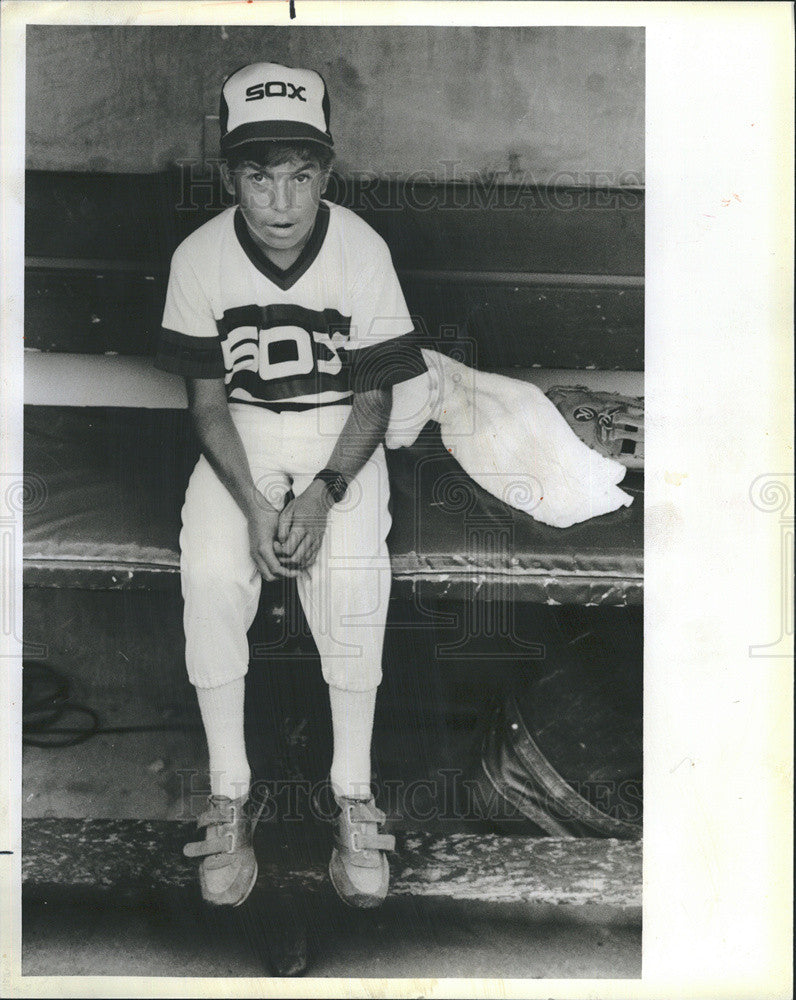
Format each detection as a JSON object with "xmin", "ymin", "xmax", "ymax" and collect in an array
[{"xmin": 385, "ymin": 349, "xmax": 634, "ymax": 529}]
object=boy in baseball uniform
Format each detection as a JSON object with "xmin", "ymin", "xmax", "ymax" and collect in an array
[{"xmin": 156, "ymin": 62, "xmax": 420, "ymax": 908}]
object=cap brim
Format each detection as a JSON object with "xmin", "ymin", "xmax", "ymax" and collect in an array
[{"xmin": 221, "ymin": 120, "xmax": 333, "ymax": 152}]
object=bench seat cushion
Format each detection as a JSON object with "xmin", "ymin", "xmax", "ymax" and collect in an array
[
  {"xmin": 23, "ymin": 406, "xmax": 642, "ymax": 604},
  {"xmin": 386, "ymin": 423, "xmax": 642, "ymax": 606},
  {"xmin": 23, "ymin": 407, "xmax": 191, "ymax": 587}
]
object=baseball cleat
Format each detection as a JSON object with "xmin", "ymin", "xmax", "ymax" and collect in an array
[
  {"xmin": 328, "ymin": 795, "xmax": 395, "ymax": 909},
  {"xmin": 183, "ymin": 791, "xmax": 266, "ymax": 907}
]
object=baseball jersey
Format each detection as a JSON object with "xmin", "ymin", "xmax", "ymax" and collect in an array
[{"xmin": 156, "ymin": 200, "xmax": 423, "ymax": 409}]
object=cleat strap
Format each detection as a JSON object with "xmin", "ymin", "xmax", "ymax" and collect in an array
[
  {"xmin": 333, "ymin": 826, "xmax": 395, "ymax": 854},
  {"xmin": 197, "ymin": 810, "xmax": 228, "ymax": 830},
  {"xmin": 183, "ymin": 833, "xmax": 233, "ymax": 858},
  {"xmin": 362, "ymin": 832, "xmax": 395, "ymax": 851},
  {"xmin": 345, "ymin": 801, "xmax": 386, "ymax": 824}
]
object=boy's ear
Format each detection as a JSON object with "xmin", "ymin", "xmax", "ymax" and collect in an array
[
  {"xmin": 220, "ymin": 161, "xmax": 236, "ymax": 198},
  {"xmin": 320, "ymin": 167, "xmax": 332, "ymax": 196}
]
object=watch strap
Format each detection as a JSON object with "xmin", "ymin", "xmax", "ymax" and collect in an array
[{"xmin": 313, "ymin": 467, "xmax": 349, "ymax": 504}]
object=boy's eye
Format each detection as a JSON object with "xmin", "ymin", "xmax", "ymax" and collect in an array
[{"xmin": 294, "ymin": 173, "xmax": 311, "ymax": 184}]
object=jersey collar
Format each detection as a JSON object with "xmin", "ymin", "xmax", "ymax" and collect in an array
[{"xmin": 234, "ymin": 201, "xmax": 330, "ymax": 291}]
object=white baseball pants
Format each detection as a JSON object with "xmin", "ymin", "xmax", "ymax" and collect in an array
[{"xmin": 179, "ymin": 402, "xmax": 393, "ymax": 691}]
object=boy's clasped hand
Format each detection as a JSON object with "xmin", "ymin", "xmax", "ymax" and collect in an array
[{"xmin": 248, "ymin": 482, "xmax": 332, "ymax": 580}]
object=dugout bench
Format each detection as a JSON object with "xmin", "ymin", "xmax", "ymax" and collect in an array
[{"xmin": 22, "ymin": 168, "xmax": 643, "ymax": 912}]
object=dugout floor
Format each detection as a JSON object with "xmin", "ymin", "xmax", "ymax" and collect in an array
[{"xmin": 22, "ymin": 887, "xmax": 640, "ymax": 979}]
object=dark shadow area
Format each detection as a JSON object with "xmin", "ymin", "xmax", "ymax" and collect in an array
[{"xmin": 22, "ymin": 882, "xmax": 641, "ymax": 979}]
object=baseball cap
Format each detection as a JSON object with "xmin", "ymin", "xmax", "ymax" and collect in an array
[{"xmin": 219, "ymin": 62, "xmax": 333, "ymax": 154}]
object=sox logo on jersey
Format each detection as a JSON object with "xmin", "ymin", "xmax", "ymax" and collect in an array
[{"xmin": 220, "ymin": 305, "xmax": 349, "ymax": 388}]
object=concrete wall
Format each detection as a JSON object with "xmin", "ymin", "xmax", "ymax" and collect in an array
[{"xmin": 26, "ymin": 25, "xmax": 643, "ymax": 183}]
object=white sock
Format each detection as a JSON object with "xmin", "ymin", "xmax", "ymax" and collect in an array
[
  {"xmin": 329, "ymin": 685, "xmax": 377, "ymax": 801},
  {"xmin": 195, "ymin": 677, "xmax": 251, "ymax": 800}
]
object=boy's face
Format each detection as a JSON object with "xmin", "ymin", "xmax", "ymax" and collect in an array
[{"xmin": 222, "ymin": 156, "xmax": 329, "ymax": 256}]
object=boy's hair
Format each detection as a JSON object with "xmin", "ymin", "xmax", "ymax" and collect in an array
[{"xmin": 225, "ymin": 141, "xmax": 334, "ymax": 173}]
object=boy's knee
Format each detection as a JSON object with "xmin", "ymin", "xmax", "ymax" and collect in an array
[{"xmin": 181, "ymin": 556, "xmax": 256, "ymax": 598}]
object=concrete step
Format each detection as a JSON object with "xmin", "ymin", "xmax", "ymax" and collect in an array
[{"xmin": 22, "ymin": 818, "xmax": 641, "ymax": 907}]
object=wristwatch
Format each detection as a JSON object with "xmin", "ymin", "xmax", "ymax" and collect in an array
[{"xmin": 313, "ymin": 467, "xmax": 349, "ymax": 504}]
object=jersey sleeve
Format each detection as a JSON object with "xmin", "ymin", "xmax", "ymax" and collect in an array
[
  {"xmin": 154, "ymin": 245, "xmax": 225, "ymax": 379},
  {"xmin": 347, "ymin": 240, "xmax": 428, "ymax": 393}
]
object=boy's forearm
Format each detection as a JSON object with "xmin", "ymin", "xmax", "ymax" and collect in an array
[
  {"xmin": 189, "ymin": 394, "xmax": 269, "ymax": 521},
  {"xmin": 322, "ymin": 388, "xmax": 392, "ymax": 482}
]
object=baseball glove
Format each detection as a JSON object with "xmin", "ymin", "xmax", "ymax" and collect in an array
[{"xmin": 546, "ymin": 385, "xmax": 644, "ymax": 469}]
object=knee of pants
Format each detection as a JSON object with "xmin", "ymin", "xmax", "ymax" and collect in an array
[
  {"xmin": 181, "ymin": 580, "xmax": 259, "ymax": 689},
  {"xmin": 184, "ymin": 636, "xmax": 251, "ymax": 690},
  {"xmin": 316, "ymin": 610, "xmax": 387, "ymax": 692},
  {"xmin": 180, "ymin": 559, "xmax": 262, "ymax": 687},
  {"xmin": 181, "ymin": 557, "xmax": 258, "ymax": 598},
  {"xmin": 181, "ymin": 562, "xmax": 261, "ymax": 642},
  {"xmin": 179, "ymin": 526, "xmax": 259, "ymax": 599}
]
